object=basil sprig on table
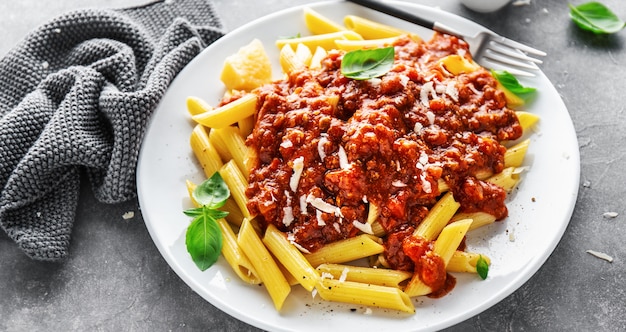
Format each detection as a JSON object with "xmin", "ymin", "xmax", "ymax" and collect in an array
[
  {"xmin": 569, "ymin": 2, "xmax": 626, "ymax": 34},
  {"xmin": 491, "ymin": 70, "xmax": 536, "ymax": 101},
  {"xmin": 341, "ymin": 46, "xmax": 395, "ymax": 80},
  {"xmin": 183, "ymin": 172, "xmax": 230, "ymax": 271}
]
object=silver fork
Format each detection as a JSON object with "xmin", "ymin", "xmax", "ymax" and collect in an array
[{"xmin": 346, "ymin": 0, "xmax": 546, "ymax": 77}]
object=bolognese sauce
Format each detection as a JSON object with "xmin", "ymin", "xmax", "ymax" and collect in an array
[{"xmin": 243, "ymin": 33, "xmax": 522, "ymax": 295}]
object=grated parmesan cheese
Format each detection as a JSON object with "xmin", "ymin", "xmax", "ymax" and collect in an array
[
  {"xmin": 282, "ymin": 191, "xmax": 294, "ymax": 227},
  {"xmin": 392, "ymin": 180, "xmax": 407, "ymax": 187},
  {"xmin": 289, "ymin": 156, "xmax": 304, "ymax": 192},
  {"xmin": 316, "ymin": 210, "xmax": 326, "ymax": 226},
  {"xmin": 414, "ymin": 122, "xmax": 423, "ymax": 133},
  {"xmin": 603, "ymin": 212, "xmax": 618, "ymax": 218},
  {"xmin": 306, "ymin": 193, "xmax": 343, "ymax": 217},
  {"xmin": 445, "ymin": 81, "xmax": 459, "ymax": 101},
  {"xmin": 280, "ymin": 139, "xmax": 293, "ymax": 149},
  {"xmin": 299, "ymin": 195, "xmax": 308, "ymax": 215},
  {"xmin": 288, "ymin": 233, "xmax": 311, "ymax": 254},
  {"xmin": 426, "ymin": 111, "xmax": 436, "ymax": 125},
  {"xmin": 317, "ymin": 134, "xmax": 329, "ymax": 161},
  {"xmin": 586, "ymin": 250, "xmax": 613, "ymax": 263},
  {"xmin": 352, "ymin": 220, "xmax": 374, "ymax": 234},
  {"xmin": 338, "ymin": 145, "xmax": 351, "ymax": 170},
  {"xmin": 420, "ymin": 81, "xmax": 435, "ymax": 107}
]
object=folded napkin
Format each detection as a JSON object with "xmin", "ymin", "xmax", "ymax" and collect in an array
[{"xmin": 0, "ymin": 0, "xmax": 225, "ymax": 261}]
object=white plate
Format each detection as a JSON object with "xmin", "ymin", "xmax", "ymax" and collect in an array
[{"xmin": 137, "ymin": 1, "xmax": 579, "ymax": 331}]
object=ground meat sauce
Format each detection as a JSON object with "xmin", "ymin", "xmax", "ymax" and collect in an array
[{"xmin": 243, "ymin": 33, "xmax": 522, "ymax": 295}]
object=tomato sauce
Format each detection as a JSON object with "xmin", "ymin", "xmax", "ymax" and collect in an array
[{"xmin": 244, "ymin": 33, "xmax": 522, "ymax": 295}]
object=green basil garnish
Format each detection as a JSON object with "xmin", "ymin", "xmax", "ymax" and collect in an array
[
  {"xmin": 341, "ymin": 46, "xmax": 395, "ymax": 80},
  {"xmin": 569, "ymin": 2, "xmax": 626, "ymax": 34},
  {"xmin": 183, "ymin": 172, "xmax": 230, "ymax": 271},
  {"xmin": 476, "ymin": 255, "xmax": 489, "ymax": 280},
  {"xmin": 491, "ymin": 70, "xmax": 536, "ymax": 101}
]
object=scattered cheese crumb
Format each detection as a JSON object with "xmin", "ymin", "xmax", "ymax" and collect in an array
[
  {"xmin": 122, "ymin": 211, "xmax": 135, "ymax": 220},
  {"xmin": 53, "ymin": 28, "xmax": 61, "ymax": 34},
  {"xmin": 41, "ymin": 61, "xmax": 49, "ymax": 69},
  {"xmin": 321, "ymin": 272, "xmax": 334, "ymax": 280},
  {"xmin": 586, "ymin": 250, "xmax": 613, "ymax": 263},
  {"xmin": 603, "ymin": 212, "xmax": 618, "ymax": 218},
  {"xmin": 317, "ymin": 134, "xmax": 329, "ymax": 161},
  {"xmin": 311, "ymin": 288, "xmax": 318, "ymax": 299},
  {"xmin": 512, "ymin": 0, "xmax": 531, "ymax": 5},
  {"xmin": 508, "ymin": 227, "xmax": 516, "ymax": 242},
  {"xmin": 426, "ymin": 111, "xmax": 435, "ymax": 125},
  {"xmin": 282, "ymin": 191, "xmax": 294, "ymax": 227},
  {"xmin": 364, "ymin": 308, "xmax": 373, "ymax": 315}
]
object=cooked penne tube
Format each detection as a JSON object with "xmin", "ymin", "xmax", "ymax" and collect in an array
[
  {"xmin": 309, "ymin": 46, "xmax": 327, "ymax": 69},
  {"xmin": 276, "ymin": 30, "xmax": 363, "ymax": 52},
  {"xmin": 316, "ymin": 263, "xmax": 412, "ymax": 288},
  {"xmin": 316, "ymin": 279, "xmax": 414, "ymax": 313},
  {"xmin": 370, "ymin": 220, "xmax": 386, "ymax": 237},
  {"xmin": 303, "ymin": 7, "xmax": 346, "ymax": 35},
  {"xmin": 451, "ymin": 211, "xmax": 497, "ymax": 231},
  {"xmin": 447, "ymin": 251, "xmax": 491, "ymax": 274},
  {"xmin": 279, "ymin": 44, "xmax": 306, "ymax": 74},
  {"xmin": 219, "ymin": 160, "xmax": 252, "ymax": 218},
  {"xmin": 238, "ymin": 115, "xmax": 256, "ymax": 138},
  {"xmin": 295, "ymin": 43, "xmax": 313, "ymax": 66},
  {"xmin": 186, "ymin": 96, "xmax": 213, "ymax": 116},
  {"xmin": 238, "ymin": 218, "xmax": 291, "ymax": 310},
  {"xmin": 516, "ymin": 111, "xmax": 540, "ymax": 131},
  {"xmin": 192, "ymin": 93, "xmax": 258, "ymax": 129},
  {"xmin": 344, "ymin": 15, "xmax": 420, "ymax": 41},
  {"xmin": 504, "ymin": 138, "xmax": 530, "ymax": 168},
  {"xmin": 486, "ymin": 167, "xmax": 522, "ymax": 192},
  {"xmin": 304, "ymin": 234, "xmax": 384, "ymax": 267},
  {"xmin": 334, "ymin": 36, "xmax": 400, "ymax": 51},
  {"xmin": 413, "ymin": 192, "xmax": 460, "ymax": 240},
  {"xmin": 218, "ymin": 218, "xmax": 262, "ymax": 284},
  {"xmin": 190, "ymin": 124, "xmax": 224, "ymax": 178},
  {"xmin": 211, "ymin": 126, "xmax": 250, "ymax": 178},
  {"xmin": 404, "ymin": 219, "xmax": 473, "ymax": 296},
  {"xmin": 263, "ymin": 224, "xmax": 320, "ymax": 291},
  {"xmin": 208, "ymin": 127, "xmax": 232, "ymax": 162}
]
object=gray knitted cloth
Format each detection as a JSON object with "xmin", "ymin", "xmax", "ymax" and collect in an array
[{"xmin": 0, "ymin": 0, "xmax": 225, "ymax": 261}]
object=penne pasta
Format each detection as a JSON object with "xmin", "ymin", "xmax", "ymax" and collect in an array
[
  {"xmin": 343, "ymin": 15, "xmax": 420, "ymax": 41},
  {"xmin": 447, "ymin": 251, "xmax": 491, "ymax": 274},
  {"xmin": 316, "ymin": 263, "xmax": 412, "ymax": 289},
  {"xmin": 404, "ymin": 219, "xmax": 473, "ymax": 296},
  {"xmin": 316, "ymin": 279, "xmax": 415, "ymax": 313},
  {"xmin": 304, "ymin": 234, "xmax": 384, "ymax": 268},
  {"xmin": 186, "ymin": 96, "xmax": 213, "ymax": 116},
  {"xmin": 413, "ymin": 192, "xmax": 460, "ymax": 241},
  {"xmin": 219, "ymin": 160, "xmax": 252, "ymax": 218},
  {"xmin": 309, "ymin": 46, "xmax": 327, "ymax": 69},
  {"xmin": 263, "ymin": 224, "xmax": 320, "ymax": 291},
  {"xmin": 192, "ymin": 93, "xmax": 258, "ymax": 129},
  {"xmin": 451, "ymin": 211, "xmax": 497, "ymax": 231},
  {"xmin": 516, "ymin": 111, "xmax": 540, "ymax": 131},
  {"xmin": 504, "ymin": 138, "xmax": 530, "ymax": 168},
  {"xmin": 211, "ymin": 126, "xmax": 250, "ymax": 178},
  {"xmin": 279, "ymin": 44, "xmax": 306, "ymax": 74},
  {"xmin": 334, "ymin": 36, "xmax": 400, "ymax": 51},
  {"xmin": 190, "ymin": 124, "xmax": 224, "ymax": 178},
  {"xmin": 276, "ymin": 30, "xmax": 363, "ymax": 52},
  {"xmin": 238, "ymin": 218, "xmax": 291, "ymax": 311},
  {"xmin": 303, "ymin": 7, "xmax": 346, "ymax": 35}
]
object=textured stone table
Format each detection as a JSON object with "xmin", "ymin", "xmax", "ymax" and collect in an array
[{"xmin": 1, "ymin": 0, "xmax": 625, "ymax": 331}]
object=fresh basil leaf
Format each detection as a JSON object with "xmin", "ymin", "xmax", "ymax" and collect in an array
[
  {"xmin": 193, "ymin": 172, "xmax": 230, "ymax": 209},
  {"xmin": 476, "ymin": 255, "xmax": 489, "ymax": 280},
  {"xmin": 491, "ymin": 70, "xmax": 536, "ymax": 100},
  {"xmin": 207, "ymin": 209, "xmax": 230, "ymax": 220},
  {"xmin": 185, "ymin": 211, "xmax": 223, "ymax": 271},
  {"xmin": 183, "ymin": 207, "xmax": 204, "ymax": 217},
  {"xmin": 569, "ymin": 2, "xmax": 626, "ymax": 34},
  {"xmin": 341, "ymin": 47, "xmax": 395, "ymax": 80}
]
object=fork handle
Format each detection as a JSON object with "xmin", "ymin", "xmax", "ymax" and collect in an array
[{"xmin": 346, "ymin": 0, "xmax": 436, "ymax": 30}]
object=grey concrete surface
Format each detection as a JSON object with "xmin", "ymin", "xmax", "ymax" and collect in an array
[{"xmin": 1, "ymin": 0, "xmax": 625, "ymax": 331}]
